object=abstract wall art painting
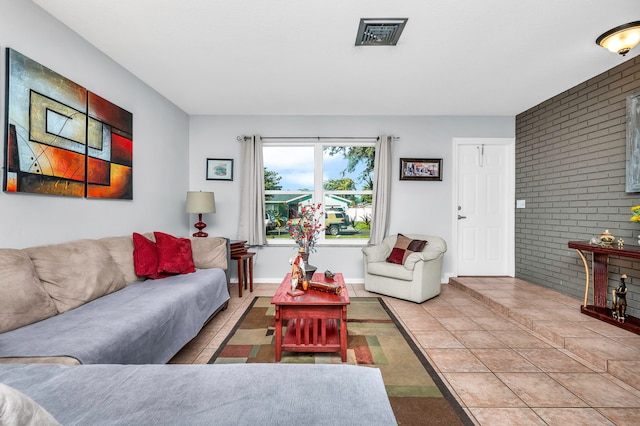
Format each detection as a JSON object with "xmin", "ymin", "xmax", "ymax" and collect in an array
[{"xmin": 3, "ymin": 48, "xmax": 133, "ymax": 199}]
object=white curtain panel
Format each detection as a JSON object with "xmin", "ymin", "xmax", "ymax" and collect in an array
[
  {"xmin": 369, "ymin": 135, "xmax": 392, "ymax": 245},
  {"xmin": 238, "ymin": 135, "xmax": 267, "ymax": 246}
]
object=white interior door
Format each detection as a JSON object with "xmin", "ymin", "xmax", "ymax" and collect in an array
[{"xmin": 455, "ymin": 139, "xmax": 514, "ymax": 276}]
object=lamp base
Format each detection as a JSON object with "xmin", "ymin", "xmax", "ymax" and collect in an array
[{"xmin": 192, "ymin": 214, "xmax": 208, "ymax": 238}]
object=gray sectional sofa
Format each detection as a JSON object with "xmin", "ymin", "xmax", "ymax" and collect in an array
[
  {"xmin": 0, "ymin": 233, "xmax": 230, "ymax": 365},
  {"xmin": 0, "ymin": 233, "xmax": 399, "ymax": 425}
]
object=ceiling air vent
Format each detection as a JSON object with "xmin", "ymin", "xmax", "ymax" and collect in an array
[{"xmin": 355, "ymin": 18, "xmax": 408, "ymax": 46}]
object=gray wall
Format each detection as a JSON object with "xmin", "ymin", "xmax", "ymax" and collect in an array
[
  {"xmin": 189, "ymin": 115, "xmax": 515, "ymax": 283},
  {"xmin": 515, "ymin": 55, "xmax": 640, "ymax": 317},
  {"xmin": 1, "ymin": 0, "xmax": 190, "ymax": 248}
]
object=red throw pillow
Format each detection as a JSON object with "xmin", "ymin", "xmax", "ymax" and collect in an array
[
  {"xmin": 386, "ymin": 234, "xmax": 428, "ymax": 265},
  {"xmin": 154, "ymin": 232, "xmax": 196, "ymax": 275},
  {"xmin": 132, "ymin": 232, "xmax": 168, "ymax": 279}
]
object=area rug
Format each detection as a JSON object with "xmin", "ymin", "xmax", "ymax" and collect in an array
[{"xmin": 208, "ymin": 297, "xmax": 473, "ymax": 426}]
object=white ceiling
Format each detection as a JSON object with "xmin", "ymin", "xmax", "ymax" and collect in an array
[{"xmin": 33, "ymin": 0, "xmax": 640, "ymax": 116}]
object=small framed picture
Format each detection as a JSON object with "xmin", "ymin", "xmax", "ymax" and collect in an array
[
  {"xmin": 206, "ymin": 158, "xmax": 234, "ymax": 181},
  {"xmin": 399, "ymin": 158, "xmax": 442, "ymax": 181}
]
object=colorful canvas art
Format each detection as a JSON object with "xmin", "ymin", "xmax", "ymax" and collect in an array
[{"xmin": 3, "ymin": 48, "xmax": 133, "ymax": 199}]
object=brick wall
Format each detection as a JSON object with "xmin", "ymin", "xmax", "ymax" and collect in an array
[{"xmin": 515, "ymin": 55, "xmax": 640, "ymax": 317}]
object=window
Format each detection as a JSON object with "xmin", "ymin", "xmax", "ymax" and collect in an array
[{"xmin": 263, "ymin": 140, "xmax": 375, "ymax": 245}]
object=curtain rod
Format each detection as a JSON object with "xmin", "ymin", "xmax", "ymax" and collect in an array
[{"xmin": 236, "ymin": 135, "xmax": 399, "ymax": 142}]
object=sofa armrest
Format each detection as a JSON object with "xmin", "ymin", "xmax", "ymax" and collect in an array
[
  {"xmin": 362, "ymin": 244, "xmax": 390, "ymax": 263},
  {"xmin": 403, "ymin": 248, "xmax": 445, "ymax": 269}
]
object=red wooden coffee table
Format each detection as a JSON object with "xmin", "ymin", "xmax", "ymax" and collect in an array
[{"xmin": 271, "ymin": 272, "xmax": 350, "ymax": 362}]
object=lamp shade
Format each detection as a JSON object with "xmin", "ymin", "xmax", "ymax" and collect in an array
[
  {"xmin": 596, "ymin": 21, "xmax": 640, "ymax": 56},
  {"xmin": 186, "ymin": 191, "xmax": 216, "ymax": 214}
]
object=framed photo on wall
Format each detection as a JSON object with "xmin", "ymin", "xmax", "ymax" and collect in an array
[
  {"xmin": 206, "ymin": 158, "xmax": 234, "ymax": 181},
  {"xmin": 399, "ymin": 158, "xmax": 442, "ymax": 181}
]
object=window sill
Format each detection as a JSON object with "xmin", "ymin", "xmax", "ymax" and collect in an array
[{"xmin": 265, "ymin": 240, "xmax": 368, "ymax": 248}]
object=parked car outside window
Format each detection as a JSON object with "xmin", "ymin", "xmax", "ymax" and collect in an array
[
  {"xmin": 265, "ymin": 212, "xmax": 276, "ymax": 231},
  {"xmin": 325, "ymin": 210, "xmax": 350, "ymax": 236}
]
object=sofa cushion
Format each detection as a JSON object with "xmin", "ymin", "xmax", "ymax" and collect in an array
[
  {"xmin": 100, "ymin": 236, "xmax": 141, "ymax": 285},
  {"xmin": 154, "ymin": 232, "xmax": 196, "ymax": 275},
  {"xmin": 0, "ymin": 383, "xmax": 60, "ymax": 426},
  {"xmin": 0, "ymin": 249, "xmax": 58, "ymax": 333},
  {"xmin": 367, "ymin": 261, "xmax": 414, "ymax": 281},
  {"xmin": 386, "ymin": 234, "xmax": 428, "ymax": 265},
  {"xmin": 190, "ymin": 237, "xmax": 228, "ymax": 270},
  {"xmin": 26, "ymin": 240, "xmax": 127, "ymax": 314}
]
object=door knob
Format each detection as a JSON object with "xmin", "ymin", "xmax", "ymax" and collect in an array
[{"xmin": 458, "ymin": 215, "xmax": 467, "ymax": 220}]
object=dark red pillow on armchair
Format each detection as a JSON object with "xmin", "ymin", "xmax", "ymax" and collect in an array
[{"xmin": 386, "ymin": 234, "xmax": 428, "ymax": 265}]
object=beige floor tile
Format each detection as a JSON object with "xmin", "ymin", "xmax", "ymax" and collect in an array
[
  {"xmin": 412, "ymin": 330, "xmax": 465, "ymax": 349},
  {"xmin": 437, "ymin": 316, "xmax": 484, "ymax": 331},
  {"xmin": 495, "ymin": 372, "xmax": 587, "ymax": 407},
  {"xmin": 564, "ymin": 337, "xmax": 640, "ymax": 371},
  {"xmin": 549, "ymin": 373, "xmax": 640, "ymax": 407},
  {"xmin": 443, "ymin": 372, "xmax": 526, "ymax": 408},
  {"xmin": 472, "ymin": 349, "xmax": 541, "ymax": 372},
  {"xmin": 534, "ymin": 318, "xmax": 603, "ymax": 334},
  {"xmin": 581, "ymin": 321, "xmax": 639, "ymax": 337},
  {"xmin": 611, "ymin": 336, "xmax": 640, "ymax": 351},
  {"xmin": 469, "ymin": 408, "xmax": 546, "ymax": 425},
  {"xmin": 193, "ymin": 346, "xmax": 217, "ymax": 364},
  {"xmin": 423, "ymin": 305, "xmax": 465, "ymax": 317},
  {"xmin": 597, "ymin": 407, "xmax": 640, "ymax": 425},
  {"xmin": 608, "ymin": 360, "xmax": 640, "ymax": 392},
  {"xmin": 441, "ymin": 295, "xmax": 479, "ymax": 307},
  {"xmin": 456, "ymin": 304, "xmax": 497, "ymax": 317},
  {"xmin": 471, "ymin": 315, "xmax": 525, "ymax": 331},
  {"xmin": 451, "ymin": 330, "xmax": 509, "ymax": 349},
  {"xmin": 515, "ymin": 348, "xmax": 594, "ymax": 373},
  {"xmin": 425, "ymin": 348, "xmax": 490, "ymax": 373},
  {"xmin": 400, "ymin": 315, "xmax": 446, "ymax": 331},
  {"xmin": 534, "ymin": 408, "xmax": 615, "ymax": 425},
  {"xmin": 531, "ymin": 320, "xmax": 604, "ymax": 347},
  {"xmin": 490, "ymin": 330, "xmax": 553, "ymax": 349}
]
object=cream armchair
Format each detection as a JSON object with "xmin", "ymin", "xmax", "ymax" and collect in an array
[{"xmin": 362, "ymin": 234, "xmax": 447, "ymax": 303}]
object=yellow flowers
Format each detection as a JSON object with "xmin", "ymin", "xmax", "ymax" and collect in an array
[{"xmin": 631, "ymin": 206, "xmax": 640, "ymax": 222}]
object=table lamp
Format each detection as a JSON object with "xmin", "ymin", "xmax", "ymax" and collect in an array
[{"xmin": 186, "ymin": 191, "xmax": 216, "ymax": 237}]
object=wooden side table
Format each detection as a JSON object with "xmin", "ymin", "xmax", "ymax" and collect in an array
[
  {"xmin": 568, "ymin": 241, "xmax": 640, "ymax": 335},
  {"xmin": 231, "ymin": 252, "xmax": 255, "ymax": 297}
]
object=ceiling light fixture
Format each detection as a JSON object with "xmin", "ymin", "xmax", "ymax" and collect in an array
[{"xmin": 596, "ymin": 21, "xmax": 640, "ymax": 56}]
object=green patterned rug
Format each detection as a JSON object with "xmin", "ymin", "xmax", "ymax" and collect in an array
[{"xmin": 209, "ymin": 297, "xmax": 472, "ymax": 425}]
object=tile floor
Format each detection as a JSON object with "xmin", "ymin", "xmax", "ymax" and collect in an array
[{"xmin": 170, "ymin": 277, "xmax": 640, "ymax": 425}]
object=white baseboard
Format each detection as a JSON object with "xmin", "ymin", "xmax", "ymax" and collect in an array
[{"xmin": 443, "ymin": 272, "xmax": 456, "ymax": 284}]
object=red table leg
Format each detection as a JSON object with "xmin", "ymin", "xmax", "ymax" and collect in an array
[
  {"xmin": 237, "ymin": 257, "xmax": 244, "ymax": 297},
  {"xmin": 275, "ymin": 307, "xmax": 282, "ymax": 362},
  {"xmin": 340, "ymin": 306, "xmax": 347, "ymax": 362},
  {"xmin": 248, "ymin": 255, "xmax": 254, "ymax": 292}
]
